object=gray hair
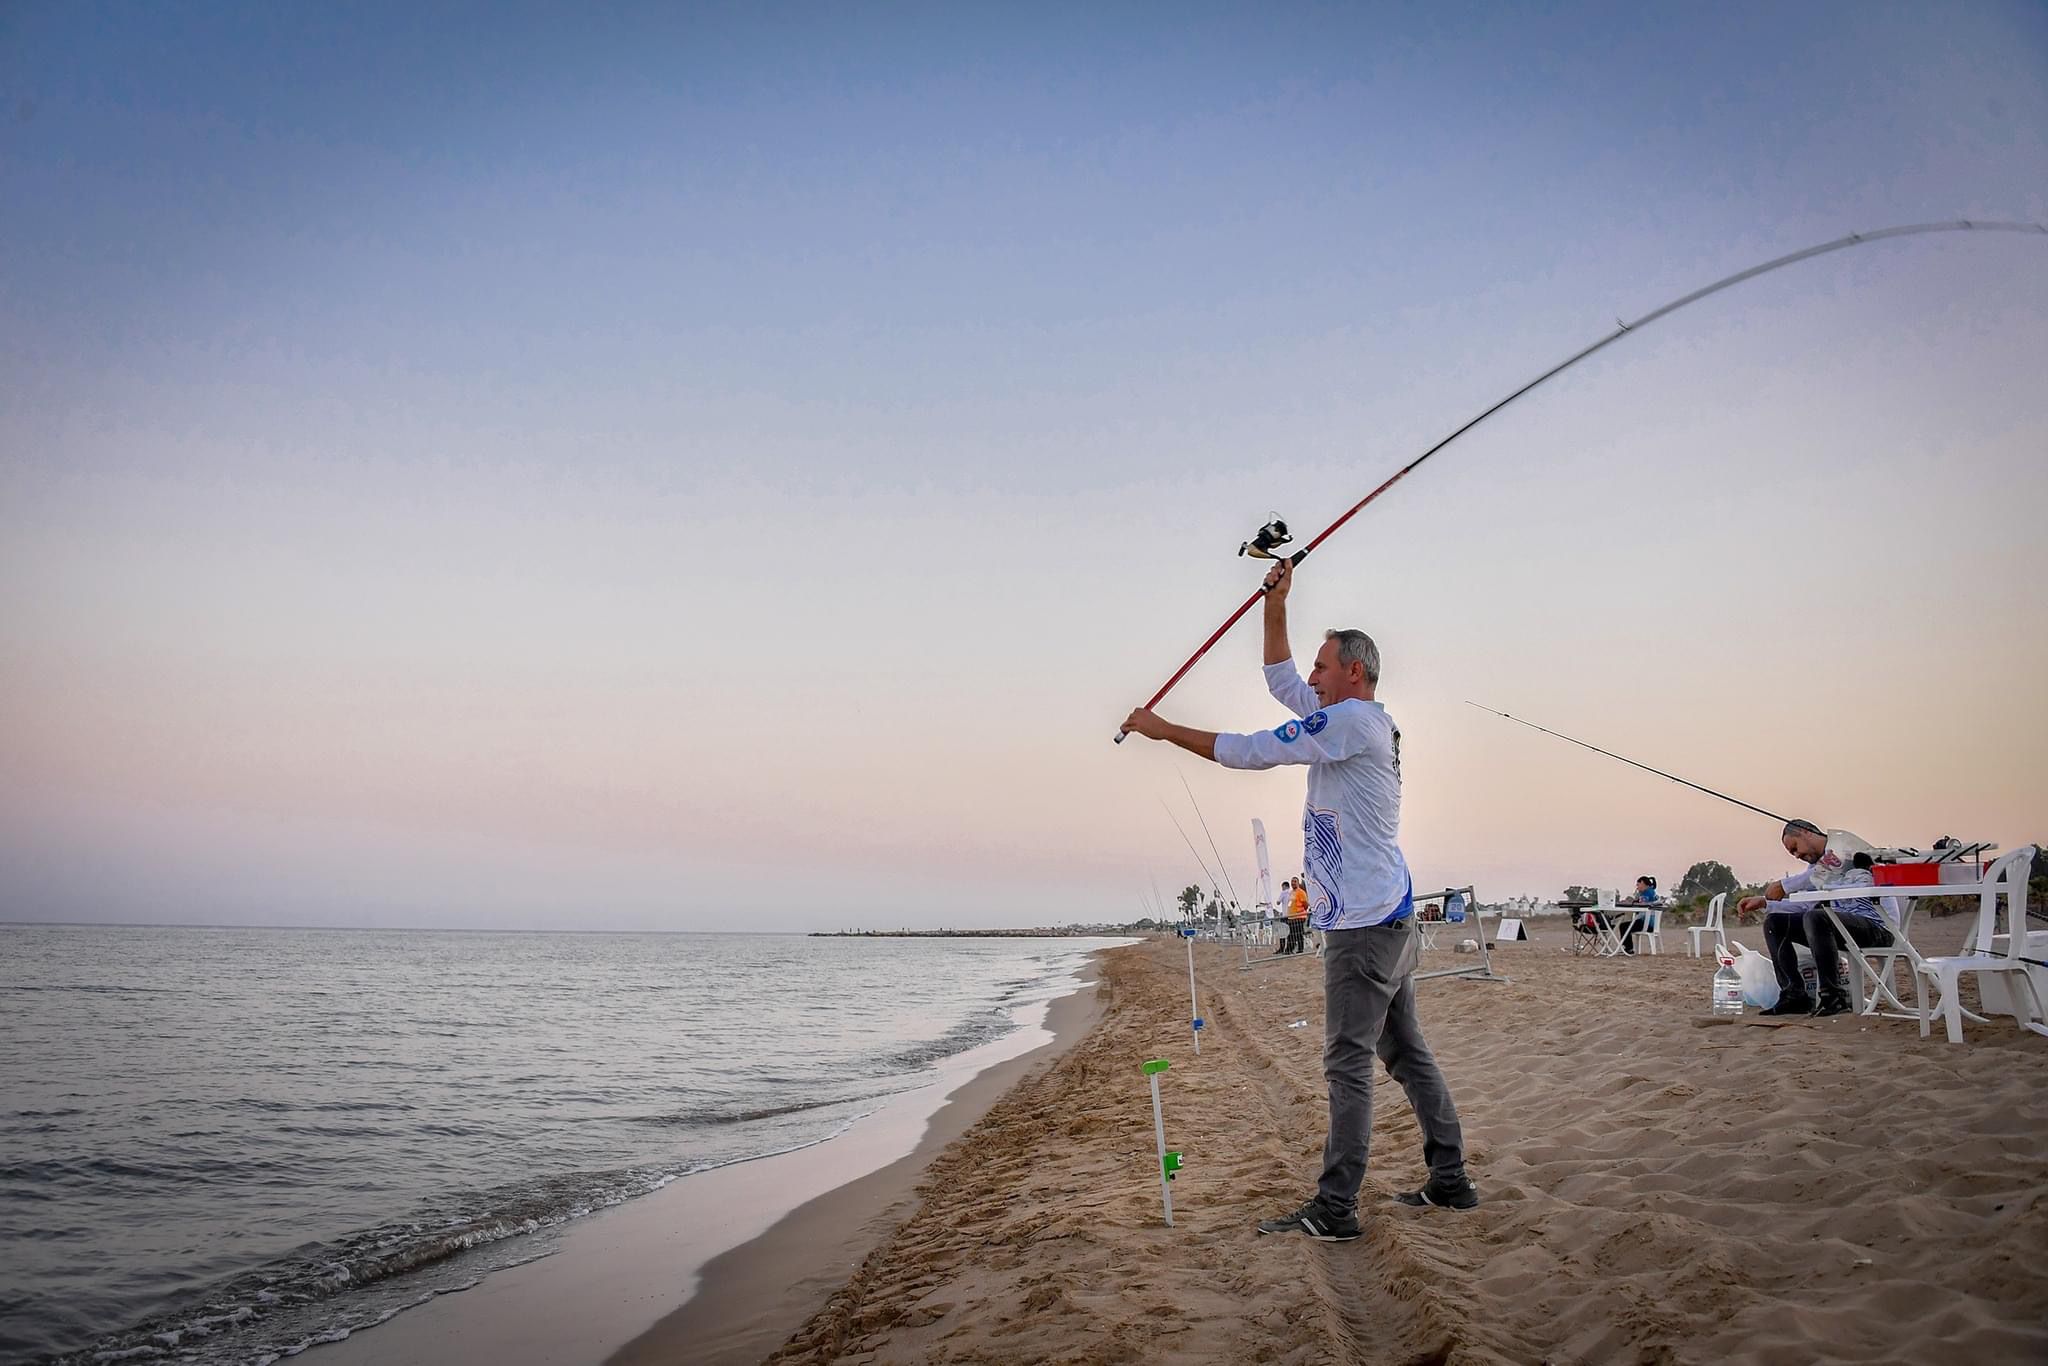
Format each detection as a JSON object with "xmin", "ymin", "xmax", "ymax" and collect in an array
[{"xmin": 1323, "ymin": 628, "xmax": 1380, "ymax": 684}]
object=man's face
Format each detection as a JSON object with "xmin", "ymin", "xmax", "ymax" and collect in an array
[
  {"xmin": 1305, "ymin": 639, "xmax": 1362, "ymax": 706},
  {"xmin": 1783, "ymin": 830, "xmax": 1825, "ymax": 864}
]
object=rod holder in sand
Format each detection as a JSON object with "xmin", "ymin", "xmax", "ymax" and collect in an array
[
  {"xmin": 1180, "ymin": 927, "xmax": 1203, "ymax": 1054},
  {"xmin": 1143, "ymin": 1059, "xmax": 1182, "ymax": 1227}
]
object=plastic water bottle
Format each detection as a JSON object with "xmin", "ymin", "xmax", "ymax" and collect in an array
[{"xmin": 1712, "ymin": 955, "xmax": 1744, "ymax": 1016}]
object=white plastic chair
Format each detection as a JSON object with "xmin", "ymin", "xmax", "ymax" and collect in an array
[
  {"xmin": 1687, "ymin": 893, "xmax": 1727, "ymax": 958},
  {"xmin": 1914, "ymin": 846, "xmax": 2042, "ymax": 1043},
  {"xmin": 1629, "ymin": 904, "xmax": 1663, "ymax": 956},
  {"xmin": 1818, "ymin": 894, "xmax": 1928, "ymax": 1021}
]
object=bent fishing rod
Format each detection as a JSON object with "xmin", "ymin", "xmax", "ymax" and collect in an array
[
  {"xmin": 1466, "ymin": 702, "xmax": 1787, "ymax": 823},
  {"xmin": 1114, "ymin": 218, "xmax": 2045, "ymax": 743}
]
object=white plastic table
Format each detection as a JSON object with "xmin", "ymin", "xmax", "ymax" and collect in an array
[{"xmin": 1785, "ymin": 878, "xmax": 2039, "ymax": 1035}]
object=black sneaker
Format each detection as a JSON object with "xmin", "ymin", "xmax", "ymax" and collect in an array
[
  {"xmin": 1758, "ymin": 995, "xmax": 1813, "ymax": 1017},
  {"xmin": 1391, "ymin": 1174, "xmax": 1479, "ymax": 1210},
  {"xmin": 1812, "ymin": 993, "xmax": 1855, "ymax": 1018},
  {"xmin": 1255, "ymin": 1198, "xmax": 1361, "ymax": 1241}
]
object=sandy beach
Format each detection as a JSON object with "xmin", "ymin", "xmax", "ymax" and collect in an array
[{"xmin": 711, "ymin": 925, "xmax": 2048, "ymax": 1365}]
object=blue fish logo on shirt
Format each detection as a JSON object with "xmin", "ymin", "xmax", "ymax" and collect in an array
[
  {"xmin": 1304, "ymin": 807, "xmax": 1344, "ymax": 924},
  {"xmin": 1303, "ymin": 710, "xmax": 1329, "ymax": 735}
]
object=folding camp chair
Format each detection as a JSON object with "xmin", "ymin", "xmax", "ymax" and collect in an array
[{"xmin": 1563, "ymin": 909, "xmax": 1603, "ymax": 955}]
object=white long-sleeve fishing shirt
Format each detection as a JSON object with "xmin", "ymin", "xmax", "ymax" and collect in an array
[{"xmin": 1211, "ymin": 659, "xmax": 1414, "ymax": 931}]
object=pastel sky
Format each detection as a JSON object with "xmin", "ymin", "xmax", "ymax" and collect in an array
[{"xmin": 3, "ymin": 3, "xmax": 2044, "ymax": 931}]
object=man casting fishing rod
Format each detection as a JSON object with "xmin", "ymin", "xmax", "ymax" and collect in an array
[{"xmin": 1122, "ymin": 558, "xmax": 1476, "ymax": 1239}]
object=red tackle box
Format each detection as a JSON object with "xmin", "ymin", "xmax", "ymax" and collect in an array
[{"xmin": 1873, "ymin": 863, "xmax": 1941, "ymax": 886}]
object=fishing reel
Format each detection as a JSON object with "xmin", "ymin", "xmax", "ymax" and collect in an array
[{"xmin": 1238, "ymin": 516, "xmax": 1293, "ymax": 560}]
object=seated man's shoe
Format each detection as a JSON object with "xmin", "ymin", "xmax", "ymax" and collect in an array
[
  {"xmin": 1255, "ymin": 1197, "xmax": 1361, "ymax": 1241},
  {"xmin": 1758, "ymin": 995, "xmax": 1813, "ymax": 1017},
  {"xmin": 1391, "ymin": 1173, "xmax": 1479, "ymax": 1210},
  {"xmin": 1812, "ymin": 992, "xmax": 1855, "ymax": 1018}
]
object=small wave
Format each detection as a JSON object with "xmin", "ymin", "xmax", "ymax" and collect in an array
[
  {"xmin": 626, "ymin": 1082, "xmax": 924, "ymax": 1129},
  {"xmin": 55, "ymin": 1116, "xmax": 894, "ymax": 1366},
  {"xmin": 0, "ymin": 982, "xmax": 179, "ymax": 995},
  {"xmin": 626, "ymin": 1096, "xmax": 848, "ymax": 1128},
  {"xmin": 305, "ymin": 1100, "xmax": 416, "ymax": 1115},
  {"xmin": 53, "ymin": 1165, "xmax": 682, "ymax": 1365},
  {"xmin": 1, "ymin": 1153, "xmax": 297, "ymax": 1187},
  {"xmin": 877, "ymin": 1007, "xmax": 1018, "ymax": 1073}
]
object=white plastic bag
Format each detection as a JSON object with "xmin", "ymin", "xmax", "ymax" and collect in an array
[{"xmin": 1726, "ymin": 940, "xmax": 1779, "ymax": 1009}]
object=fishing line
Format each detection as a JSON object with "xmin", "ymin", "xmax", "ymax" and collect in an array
[
  {"xmin": 1161, "ymin": 801, "xmax": 1221, "ymax": 902},
  {"xmin": 1466, "ymin": 701, "xmax": 1788, "ymax": 822},
  {"xmin": 1116, "ymin": 219, "xmax": 2045, "ymax": 741},
  {"xmin": 1178, "ymin": 769, "xmax": 1243, "ymax": 913}
]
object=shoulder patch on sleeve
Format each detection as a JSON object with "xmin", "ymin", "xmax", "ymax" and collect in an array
[
  {"xmin": 1273, "ymin": 720, "xmax": 1303, "ymax": 743},
  {"xmin": 1303, "ymin": 710, "xmax": 1329, "ymax": 735}
]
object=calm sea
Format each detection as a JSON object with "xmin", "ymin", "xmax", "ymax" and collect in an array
[{"xmin": 0, "ymin": 926, "xmax": 1125, "ymax": 1366}]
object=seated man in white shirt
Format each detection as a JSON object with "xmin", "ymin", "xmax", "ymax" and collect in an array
[{"xmin": 1736, "ymin": 819, "xmax": 1892, "ymax": 1018}]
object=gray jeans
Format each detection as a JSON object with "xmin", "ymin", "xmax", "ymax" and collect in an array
[{"xmin": 1318, "ymin": 920, "xmax": 1466, "ymax": 1212}]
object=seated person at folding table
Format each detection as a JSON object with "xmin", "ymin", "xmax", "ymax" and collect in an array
[
  {"xmin": 1736, "ymin": 819, "xmax": 1892, "ymax": 1018},
  {"xmin": 1612, "ymin": 875, "xmax": 1660, "ymax": 955}
]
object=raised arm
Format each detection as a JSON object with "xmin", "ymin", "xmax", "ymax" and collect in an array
[
  {"xmin": 1262, "ymin": 559, "xmax": 1293, "ymax": 665},
  {"xmin": 1260, "ymin": 559, "xmax": 1320, "ymax": 717}
]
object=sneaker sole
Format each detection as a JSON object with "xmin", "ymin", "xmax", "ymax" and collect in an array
[
  {"xmin": 1392, "ymin": 1191, "xmax": 1479, "ymax": 1211},
  {"xmin": 1257, "ymin": 1219, "xmax": 1361, "ymax": 1240}
]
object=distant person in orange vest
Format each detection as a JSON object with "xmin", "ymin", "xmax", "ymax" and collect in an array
[
  {"xmin": 1271, "ymin": 877, "xmax": 1299, "ymax": 955},
  {"xmin": 1283, "ymin": 877, "xmax": 1311, "ymax": 955}
]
